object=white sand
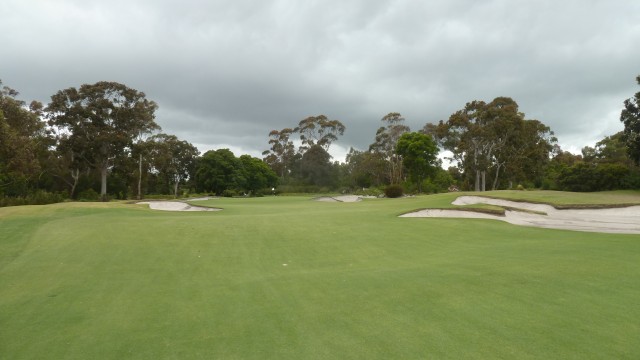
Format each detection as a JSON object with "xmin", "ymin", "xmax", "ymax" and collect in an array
[
  {"xmin": 401, "ymin": 196, "xmax": 640, "ymax": 234},
  {"xmin": 137, "ymin": 201, "xmax": 221, "ymax": 212},
  {"xmin": 315, "ymin": 195, "xmax": 365, "ymax": 202}
]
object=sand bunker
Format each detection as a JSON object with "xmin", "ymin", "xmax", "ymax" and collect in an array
[
  {"xmin": 315, "ymin": 195, "xmax": 369, "ymax": 203},
  {"xmin": 401, "ymin": 196, "xmax": 640, "ymax": 234},
  {"xmin": 137, "ymin": 201, "xmax": 221, "ymax": 212}
]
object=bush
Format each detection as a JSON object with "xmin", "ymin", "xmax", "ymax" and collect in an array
[
  {"xmin": 78, "ymin": 188, "xmax": 100, "ymax": 201},
  {"xmin": 0, "ymin": 191, "xmax": 66, "ymax": 207},
  {"xmin": 222, "ymin": 189, "xmax": 237, "ymax": 197},
  {"xmin": 384, "ymin": 184, "xmax": 404, "ymax": 198},
  {"xmin": 516, "ymin": 184, "xmax": 525, "ymax": 191},
  {"xmin": 557, "ymin": 163, "xmax": 630, "ymax": 192}
]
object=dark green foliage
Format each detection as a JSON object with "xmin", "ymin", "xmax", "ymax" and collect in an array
[
  {"xmin": 0, "ymin": 191, "xmax": 66, "ymax": 207},
  {"xmin": 396, "ymin": 132, "xmax": 439, "ymax": 192},
  {"xmin": 384, "ymin": 184, "xmax": 404, "ymax": 198},
  {"xmin": 195, "ymin": 149, "xmax": 243, "ymax": 195},
  {"xmin": 620, "ymin": 75, "xmax": 640, "ymax": 164},
  {"xmin": 432, "ymin": 97, "xmax": 555, "ymax": 191},
  {"xmin": 195, "ymin": 150, "xmax": 278, "ymax": 196},
  {"xmin": 298, "ymin": 144, "xmax": 336, "ymax": 187},
  {"xmin": 46, "ymin": 81, "xmax": 160, "ymax": 200},
  {"xmin": 146, "ymin": 133, "xmax": 199, "ymax": 197},
  {"xmin": 344, "ymin": 148, "xmax": 388, "ymax": 188},
  {"xmin": 77, "ymin": 188, "xmax": 101, "ymax": 201},
  {"xmin": 239, "ymin": 155, "xmax": 278, "ymax": 194},
  {"xmin": 420, "ymin": 168, "xmax": 454, "ymax": 194},
  {"xmin": 222, "ymin": 189, "xmax": 237, "ymax": 197},
  {"xmin": 557, "ymin": 163, "xmax": 630, "ymax": 192},
  {"xmin": 547, "ymin": 131, "xmax": 640, "ymax": 192},
  {"xmin": 0, "ymin": 81, "xmax": 50, "ymax": 198}
]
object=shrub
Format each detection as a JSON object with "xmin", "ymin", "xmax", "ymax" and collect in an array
[
  {"xmin": 557, "ymin": 163, "xmax": 630, "ymax": 192},
  {"xmin": 384, "ymin": 184, "xmax": 404, "ymax": 198},
  {"xmin": 78, "ymin": 188, "xmax": 100, "ymax": 201},
  {"xmin": 0, "ymin": 191, "xmax": 66, "ymax": 207},
  {"xmin": 516, "ymin": 184, "xmax": 525, "ymax": 191},
  {"xmin": 222, "ymin": 189, "xmax": 237, "ymax": 197}
]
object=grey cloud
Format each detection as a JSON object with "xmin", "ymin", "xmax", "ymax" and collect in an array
[{"xmin": 1, "ymin": 0, "xmax": 639, "ymax": 161}]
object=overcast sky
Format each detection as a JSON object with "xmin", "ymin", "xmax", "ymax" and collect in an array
[{"xmin": 2, "ymin": 0, "xmax": 639, "ymax": 161}]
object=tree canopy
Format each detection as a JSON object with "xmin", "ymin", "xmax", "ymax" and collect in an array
[
  {"xmin": 147, "ymin": 133, "xmax": 199, "ymax": 197},
  {"xmin": 621, "ymin": 75, "xmax": 640, "ymax": 165},
  {"xmin": 46, "ymin": 81, "xmax": 160, "ymax": 200},
  {"xmin": 0, "ymin": 81, "xmax": 49, "ymax": 197},
  {"xmin": 369, "ymin": 112, "xmax": 410, "ymax": 184},
  {"xmin": 296, "ymin": 115, "xmax": 345, "ymax": 152},
  {"xmin": 5, "ymin": 76, "xmax": 640, "ymax": 206},
  {"xmin": 432, "ymin": 97, "xmax": 555, "ymax": 191},
  {"xmin": 396, "ymin": 132, "xmax": 439, "ymax": 192}
]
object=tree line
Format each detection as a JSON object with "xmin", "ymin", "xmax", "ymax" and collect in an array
[
  {"xmin": 1, "ymin": 75, "xmax": 639, "ymax": 206},
  {"xmin": 0, "ymin": 80, "xmax": 278, "ymax": 205}
]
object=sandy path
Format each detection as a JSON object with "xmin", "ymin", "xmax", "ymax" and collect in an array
[
  {"xmin": 137, "ymin": 201, "xmax": 221, "ymax": 212},
  {"xmin": 401, "ymin": 196, "xmax": 640, "ymax": 234}
]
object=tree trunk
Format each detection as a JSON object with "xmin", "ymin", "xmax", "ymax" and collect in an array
[
  {"xmin": 492, "ymin": 164, "xmax": 501, "ymax": 190},
  {"xmin": 481, "ymin": 170, "xmax": 486, "ymax": 192},
  {"xmin": 475, "ymin": 170, "xmax": 480, "ymax": 191},
  {"xmin": 70, "ymin": 168, "xmax": 79, "ymax": 199},
  {"xmin": 100, "ymin": 164, "xmax": 108, "ymax": 201},
  {"xmin": 137, "ymin": 153, "xmax": 143, "ymax": 200},
  {"xmin": 174, "ymin": 181, "xmax": 179, "ymax": 198}
]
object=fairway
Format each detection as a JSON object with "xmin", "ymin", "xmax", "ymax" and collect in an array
[{"xmin": 2, "ymin": 192, "xmax": 640, "ymax": 359}]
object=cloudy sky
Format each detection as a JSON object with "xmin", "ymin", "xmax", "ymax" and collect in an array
[{"xmin": 2, "ymin": 0, "xmax": 639, "ymax": 161}]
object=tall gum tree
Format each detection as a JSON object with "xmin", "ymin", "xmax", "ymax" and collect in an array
[
  {"xmin": 262, "ymin": 128, "xmax": 296, "ymax": 179},
  {"xmin": 296, "ymin": 115, "xmax": 345, "ymax": 152},
  {"xmin": 432, "ymin": 97, "xmax": 554, "ymax": 191},
  {"xmin": 147, "ymin": 134, "xmax": 199, "ymax": 198},
  {"xmin": 46, "ymin": 81, "xmax": 159, "ymax": 200},
  {"xmin": 621, "ymin": 75, "xmax": 640, "ymax": 164},
  {"xmin": 369, "ymin": 112, "xmax": 410, "ymax": 184}
]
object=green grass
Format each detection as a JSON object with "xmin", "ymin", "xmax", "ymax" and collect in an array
[
  {"xmin": 471, "ymin": 189, "xmax": 640, "ymax": 206},
  {"xmin": 1, "ymin": 193, "xmax": 640, "ymax": 359}
]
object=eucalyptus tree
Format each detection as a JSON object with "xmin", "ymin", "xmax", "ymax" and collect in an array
[
  {"xmin": 296, "ymin": 115, "xmax": 345, "ymax": 152},
  {"xmin": 432, "ymin": 97, "xmax": 554, "ymax": 191},
  {"xmin": 621, "ymin": 75, "xmax": 640, "ymax": 164},
  {"xmin": 298, "ymin": 144, "xmax": 335, "ymax": 187},
  {"xmin": 0, "ymin": 81, "xmax": 49, "ymax": 196},
  {"xmin": 369, "ymin": 112, "xmax": 410, "ymax": 184},
  {"xmin": 147, "ymin": 133, "xmax": 199, "ymax": 198},
  {"xmin": 262, "ymin": 127, "xmax": 296, "ymax": 179},
  {"xmin": 344, "ymin": 147, "xmax": 388, "ymax": 188},
  {"xmin": 46, "ymin": 81, "xmax": 160, "ymax": 200}
]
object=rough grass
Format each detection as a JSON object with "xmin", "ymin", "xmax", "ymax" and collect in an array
[{"xmin": 1, "ymin": 193, "xmax": 640, "ymax": 359}]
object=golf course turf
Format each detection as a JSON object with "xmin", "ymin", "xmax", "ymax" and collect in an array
[{"xmin": 1, "ymin": 191, "xmax": 639, "ymax": 359}]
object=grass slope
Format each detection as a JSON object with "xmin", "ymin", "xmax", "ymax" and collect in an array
[{"xmin": 1, "ymin": 193, "xmax": 640, "ymax": 359}]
